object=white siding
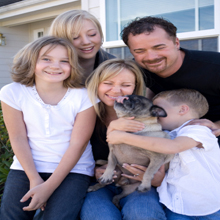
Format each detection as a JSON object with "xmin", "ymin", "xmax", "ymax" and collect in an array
[
  {"xmin": 0, "ymin": 25, "xmax": 29, "ymax": 88},
  {"xmin": 82, "ymin": 0, "xmax": 100, "ymax": 20}
]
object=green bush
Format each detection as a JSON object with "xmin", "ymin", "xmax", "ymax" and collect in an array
[{"xmin": 0, "ymin": 103, "xmax": 13, "ymax": 201}]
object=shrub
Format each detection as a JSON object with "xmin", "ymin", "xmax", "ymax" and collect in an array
[{"xmin": 0, "ymin": 103, "xmax": 13, "ymax": 201}]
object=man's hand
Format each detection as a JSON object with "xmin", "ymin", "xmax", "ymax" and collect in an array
[{"xmin": 187, "ymin": 119, "xmax": 220, "ymax": 136}]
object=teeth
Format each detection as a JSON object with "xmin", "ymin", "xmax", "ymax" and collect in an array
[
  {"xmin": 107, "ymin": 95, "xmax": 118, "ymax": 99},
  {"xmin": 45, "ymin": 71, "xmax": 61, "ymax": 75},
  {"xmin": 82, "ymin": 47, "xmax": 93, "ymax": 51}
]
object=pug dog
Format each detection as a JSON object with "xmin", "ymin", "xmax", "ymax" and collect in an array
[{"xmin": 88, "ymin": 95, "xmax": 174, "ymax": 208}]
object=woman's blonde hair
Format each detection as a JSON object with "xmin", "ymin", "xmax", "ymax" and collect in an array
[
  {"xmin": 49, "ymin": 9, "xmax": 103, "ymax": 43},
  {"xmin": 86, "ymin": 59, "xmax": 145, "ymax": 122},
  {"xmin": 11, "ymin": 36, "xmax": 83, "ymax": 88}
]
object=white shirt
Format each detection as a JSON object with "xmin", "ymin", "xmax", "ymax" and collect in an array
[
  {"xmin": 0, "ymin": 82, "xmax": 95, "ymax": 176},
  {"xmin": 157, "ymin": 121, "xmax": 220, "ymax": 216}
]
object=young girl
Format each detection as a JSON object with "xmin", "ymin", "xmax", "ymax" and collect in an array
[
  {"xmin": 0, "ymin": 36, "xmax": 96, "ymax": 220},
  {"xmin": 80, "ymin": 59, "xmax": 167, "ymax": 220},
  {"xmin": 49, "ymin": 9, "xmax": 115, "ymax": 82}
]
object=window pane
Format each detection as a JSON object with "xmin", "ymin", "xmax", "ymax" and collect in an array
[
  {"xmin": 124, "ymin": 47, "xmax": 133, "ymax": 59},
  {"xmin": 180, "ymin": 39, "xmax": 199, "ymax": 50},
  {"xmin": 120, "ymin": 0, "xmax": 195, "ymax": 33},
  {"xmin": 202, "ymin": 37, "xmax": 217, "ymax": 51},
  {"xmin": 157, "ymin": 9, "xmax": 195, "ymax": 33},
  {"xmin": 106, "ymin": 0, "xmax": 118, "ymax": 41},
  {"xmin": 180, "ymin": 37, "xmax": 217, "ymax": 51},
  {"xmin": 199, "ymin": 0, "xmax": 214, "ymax": 30},
  {"xmin": 106, "ymin": 47, "xmax": 122, "ymax": 58}
]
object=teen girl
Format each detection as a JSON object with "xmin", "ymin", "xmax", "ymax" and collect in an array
[{"xmin": 49, "ymin": 9, "xmax": 115, "ymax": 82}]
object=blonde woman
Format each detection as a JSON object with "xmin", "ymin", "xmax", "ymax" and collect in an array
[
  {"xmin": 80, "ymin": 59, "xmax": 166, "ymax": 220},
  {"xmin": 49, "ymin": 9, "xmax": 115, "ymax": 83}
]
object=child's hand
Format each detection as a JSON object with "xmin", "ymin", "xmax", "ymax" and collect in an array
[
  {"xmin": 107, "ymin": 118, "xmax": 145, "ymax": 135},
  {"xmin": 29, "ymin": 176, "xmax": 44, "ymax": 190},
  {"xmin": 106, "ymin": 130, "xmax": 125, "ymax": 144},
  {"xmin": 21, "ymin": 182, "xmax": 53, "ymax": 211},
  {"xmin": 29, "ymin": 177, "xmax": 46, "ymax": 211}
]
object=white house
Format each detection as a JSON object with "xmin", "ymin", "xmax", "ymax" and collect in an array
[{"xmin": 0, "ymin": 0, "xmax": 219, "ymax": 88}]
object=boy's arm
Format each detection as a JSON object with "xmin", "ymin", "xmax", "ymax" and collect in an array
[
  {"xmin": 21, "ymin": 106, "xmax": 96, "ymax": 211},
  {"xmin": 1, "ymin": 102, "xmax": 43, "ymax": 188},
  {"xmin": 107, "ymin": 130, "xmax": 201, "ymax": 154}
]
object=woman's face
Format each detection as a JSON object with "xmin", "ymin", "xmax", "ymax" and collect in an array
[
  {"xmin": 98, "ymin": 68, "xmax": 136, "ymax": 107},
  {"xmin": 72, "ymin": 19, "xmax": 102, "ymax": 60}
]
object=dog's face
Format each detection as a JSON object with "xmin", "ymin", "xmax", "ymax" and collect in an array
[{"xmin": 114, "ymin": 95, "xmax": 167, "ymax": 119}]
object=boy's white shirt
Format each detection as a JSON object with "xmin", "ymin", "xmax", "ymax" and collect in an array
[
  {"xmin": 157, "ymin": 120, "xmax": 220, "ymax": 216},
  {"xmin": 0, "ymin": 82, "xmax": 95, "ymax": 176}
]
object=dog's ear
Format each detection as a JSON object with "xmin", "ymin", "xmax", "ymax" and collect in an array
[{"xmin": 150, "ymin": 105, "xmax": 167, "ymax": 117}]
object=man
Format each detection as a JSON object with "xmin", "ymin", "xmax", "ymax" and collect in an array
[{"xmin": 121, "ymin": 16, "xmax": 220, "ymax": 138}]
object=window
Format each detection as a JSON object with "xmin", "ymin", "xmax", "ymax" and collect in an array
[
  {"xmin": 104, "ymin": 0, "xmax": 218, "ymax": 57},
  {"xmin": 105, "ymin": 0, "xmax": 214, "ymax": 41},
  {"xmin": 106, "ymin": 37, "xmax": 218, "ymax": 59},
  {"xmin": 33, "ymin": 29, "xmax": 44, "ymax": 40}
]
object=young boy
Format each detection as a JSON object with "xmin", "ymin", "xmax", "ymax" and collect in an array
[{"xmin": 107, "ymin": 89, "xmax": 220, "ymax": 219}]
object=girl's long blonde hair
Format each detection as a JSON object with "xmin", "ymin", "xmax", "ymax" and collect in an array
[{"xmin": 49, "ymin": 9, "xmax": 103, "ymax": 43}]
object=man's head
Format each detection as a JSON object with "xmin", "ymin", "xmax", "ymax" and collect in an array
[
  {"xmin": 122, "ymin": 16, "xmax": 177, "ymax": 46},
  {"xmin": 121, "ymin": 16, "xmax": 184, "ymax": 77},
  {"xmin": 152, "ymin": 89, "xmax": 209, "ymax": 130}
]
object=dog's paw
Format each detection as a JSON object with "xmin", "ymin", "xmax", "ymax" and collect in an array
[
  {"xmin": 137, "ymin": 184, "xmax": 151, "ymax": 192},
  {"xmin": 112, "ymin": 196, "xmax": 121, "ymax": 209},
  {"xmin": 87, "ymin": 186, "xmax": 96, "ymax": 192},
  {"xmin": 98, "ymin": 175, "xmax": 113, "ymax": 184}
]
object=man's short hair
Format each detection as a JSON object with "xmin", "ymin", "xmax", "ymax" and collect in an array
[
  {"xmin": 121, "ymin": 16, "xmax": 177, "ymax": 46},
  {"xmin": 153, "ymin": 89, "xmax": 209, "ymax": 118}
]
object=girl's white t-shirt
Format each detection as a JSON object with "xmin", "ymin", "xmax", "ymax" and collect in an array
[{"xmin": 0, "ymin": 82, "xmax": 95, "ymax": 176}]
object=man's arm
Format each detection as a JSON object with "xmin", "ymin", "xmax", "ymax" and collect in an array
[{"xmin": 187, "ymin": 119, "xmax": 220, "ymax": 137}]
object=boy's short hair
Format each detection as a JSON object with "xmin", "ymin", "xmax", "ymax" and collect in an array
[
  {"xmin": 153, "ymin": 89, "xmax": 209, "ymax": 118},
  {"xmin": 12, "ymin": 36, "xmax": 83, "ymax": 88}
]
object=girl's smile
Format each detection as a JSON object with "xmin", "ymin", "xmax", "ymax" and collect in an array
[
  {"xmin": 72, "ymin": 19, "xmax": 102, "ymax": 60},
  {"xmin": 35, "ymin": 45, "xmax": 71, "ymax": 85}
]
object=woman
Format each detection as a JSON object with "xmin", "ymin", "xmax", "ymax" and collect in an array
[
  {"xmin": 80, "ymin": 59, "xmax": 167, "ymax": 220},
  {"xmin": 49, "ymin": 9, "xmax": 115, "ymax": 83}
]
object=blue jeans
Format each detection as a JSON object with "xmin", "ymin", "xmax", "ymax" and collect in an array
[
  {"xmin": 1, "ymin": 169, "xmax": 90, "ymax": 220},
  {"xmin": 80, "ymin": 182, "xmax": 166, "ymax": 220},
  {"xmin": 165, "ymin": 207, "xmax": 220, "ymax": 220}
]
